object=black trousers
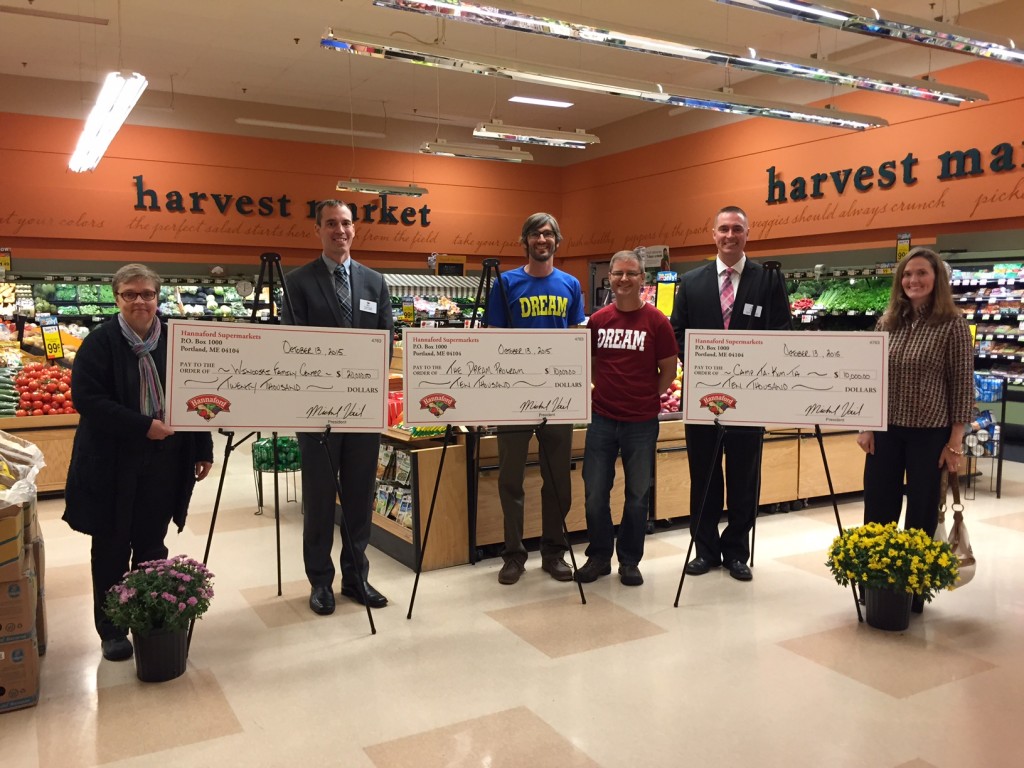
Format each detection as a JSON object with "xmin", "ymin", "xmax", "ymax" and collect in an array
[
  {"xmin": 91, "ymin": 436, "xmax": 182, "ymax": 640},
  {"xmin": 297, "ymin": 431, "xmax": 380, "ymax": 589},
  {"xmin": 863, "ymin": 426, "xmax": 948, "ymax": 537},
  {"xmin": 684, "ymin": 423, "xmax": 763, "ymax": 565}
]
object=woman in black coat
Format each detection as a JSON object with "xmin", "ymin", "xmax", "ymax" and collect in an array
[{"xmin": 63, "ymin": 263, "xmax": 213, "ymax": 661}]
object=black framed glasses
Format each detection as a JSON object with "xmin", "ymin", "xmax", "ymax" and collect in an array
[
  {"xmin": 609, "ymin": 271, "xmax": 643, "ymax": 279},
  {"xmin": 117, "ymin": 290, "xmax": 158, "ymax": 302}
]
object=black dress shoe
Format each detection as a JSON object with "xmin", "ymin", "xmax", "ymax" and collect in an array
[
  {"xmin": 726, "ymin": 560, "xmax": 753, "ymax": 582},
  {"xmin": 684, "ymin": 557, "xmax": 720, "ymax": 576},
  {"xmin": 101, "ymin": 636, "xmax": 133, "ymax": 661},
  {"xmin": 341, "ymin": 581, "xmax": 388, "ymax": 608},
  {"xmin": 309, "ymin": 585, "xmax": 336, "ymax": 615}
]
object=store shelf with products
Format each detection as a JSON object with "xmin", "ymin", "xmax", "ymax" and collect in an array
[
  {"xmin": 369, "ymin": 428, "xmax": 469, "ymax": 572},
  {"xmin": 951, "ymin": 262, "xmax": 1024, "ymax": 384}
]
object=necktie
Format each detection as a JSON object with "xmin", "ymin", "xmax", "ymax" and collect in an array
[
  {"xmin": 720, "ymin": 267, "xmax": 735, "ymax": 329},
  {"xmin": 334, "ymin": 265, "xmax": 353, "ymax": 327}
]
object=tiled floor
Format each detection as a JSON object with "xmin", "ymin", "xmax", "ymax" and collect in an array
[{"xmin": 4, "ymin": 444, "xmax": 1023, "ymax": 768}]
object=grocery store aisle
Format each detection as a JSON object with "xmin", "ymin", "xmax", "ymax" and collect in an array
[{"xmin": 6, "ymin": 440, "xmax": 1024, "ymax": 768}]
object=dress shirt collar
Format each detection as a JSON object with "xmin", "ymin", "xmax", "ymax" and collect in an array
[
  {"xmin": 716, "ymin": 254, "xmax": 746, "ymax": 277},
  {"xmin": 321, "ymin": 253, "xmax": 350, "ymax": 276}
]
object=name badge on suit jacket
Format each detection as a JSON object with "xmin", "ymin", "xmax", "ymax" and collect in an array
[{"xmin": 360, "ymin": 299, "xmax": 377, "ymax": 313}]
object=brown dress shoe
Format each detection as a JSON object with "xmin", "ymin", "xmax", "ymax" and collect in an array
[
  {"xmin": 498, "ymin": 559, "xmax": 525, "ymax": 585},
  {"xmin": 541, "ymin": 556, "xmax": 573, "ymax": 582}
]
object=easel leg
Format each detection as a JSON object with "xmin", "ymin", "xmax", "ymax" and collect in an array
[
  {"xmin": 407, "ymin": 425, "xmax": 454, "ymax": 619},
  {"xmin": 674, "ymin": 421, "xmax": 726, "ymax": 608},
  {"xmin": 536, "ymin": 419, "xmax": 585, "ymax": 605},
  {"xmin": 748, "ymin": 429, "xmax": 766, "ymax": 568},
  {"xmin": 189, "ymin": 429, "xmax": 255, "ymax": 650},
  {"xmin": 814, "ymin": 425, "xmax": 863, "ymax": 623}
]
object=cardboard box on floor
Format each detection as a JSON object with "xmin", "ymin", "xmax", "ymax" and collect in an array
[
  {"xmin": 0, "ymin": 634, "xmax": 40, "ymax": 712},
  {"xmin": 22, "ymin": 498, "xmax": 38, "ymax": 544},
  {"xmin": 0, "ymin": 551, "xmax": 37, "ymax": 645},
  {"xmin": 32, "ymin": 534, "xmax": 45, "ymax": 656},
  {"xmin": 0, "ymin": 504, "xmax": 25, "ymax": 583}
]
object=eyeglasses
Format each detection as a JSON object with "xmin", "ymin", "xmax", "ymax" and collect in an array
[
  {"xmin": 117, "ymin": 290, "xmax": 158, "ymax": 302},
  {"xmin": 609, "ymin": 271, "xmax": 644, "ymax": 279},
  {"xmin": 527, "ymin": 230, "xmax": 557, "ymax": 240}
]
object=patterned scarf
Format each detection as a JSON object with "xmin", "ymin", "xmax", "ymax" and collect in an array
[{"xmin": 117, "ymin": 314, "xmax": 165, "ymax": 419}]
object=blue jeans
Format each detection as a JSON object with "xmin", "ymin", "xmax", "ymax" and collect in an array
[{"xmin": 582, "ymin": 413, "xmax": 659, "ymax": 565}]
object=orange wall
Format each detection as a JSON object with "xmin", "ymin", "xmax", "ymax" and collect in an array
[{"xmin": 2, "ymin": 58, "xmax": 1023, "ymax": 281}]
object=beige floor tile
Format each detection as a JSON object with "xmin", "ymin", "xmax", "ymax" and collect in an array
[
  {"xmin": 779, "ymin": 622, "xmax": 996, "ymax": 699},
  {"xmin": 238, "ymin": 579, "xmax": 363, "ymax": 628},
  {"xmin": 42, "ymin": 561, "xmax": 92, "ymax": 599},
  {"xmin": 36, "ymin": 667, "xmax": 241, "ymax": 766},
  {"xmin": 978, "ymin": 511, "xmax": 1024, "ymax": 532},
  {"xmin": 364, "ymin": 706, "xmax": 601, "ymax": 768},
  {"xmin": 486, "ymin": 593, "xmax": 666, "ymax": 658},
  {"xmin": 774, "ymin": 549, "xmax": 836, "ymax": 581},
  {"xmin": 184, "ymin": 501, "xmax": 303, "ymax": 536},
  {"xmin": 631, "ymin": 536, "xmax": 683, "ymax": 561}
]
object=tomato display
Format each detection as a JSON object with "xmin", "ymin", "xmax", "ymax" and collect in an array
[{"xmin": 4, "ymin": 362, "xmax": 75, "ymax": 418}]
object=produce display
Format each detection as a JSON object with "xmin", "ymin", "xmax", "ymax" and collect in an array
[
  {"xmin": 1, "ymin": 361, "xmax": 75, "ymax": 418},
  {"xmin": 659, "ymin": 361, "xmax": 683, "ymax": 415},
  {"xmin": 251, "ymin": 437, "xmax": 301, "ymax": 471},
  {"xmin": 159, "ymin": 284, "xmax": 251, "ymax": 318}
]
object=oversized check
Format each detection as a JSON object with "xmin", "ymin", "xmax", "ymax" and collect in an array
[
  {"xmin": 683, "ymin": 330, "xmax": 888, "ymax": 429},
  {"xmin": 165, "ymin": 320, "xmax": 389, "ymax": 432},
  {"xmin": 402, "ymin": 328, "xmax": 591, "ymax": 426}
]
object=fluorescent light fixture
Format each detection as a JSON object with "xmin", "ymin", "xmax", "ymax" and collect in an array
[
  {"xmin": 372, "ymin": 0, "xmax": 984, "ymax": 104},
  {"xmin": 509, "ymin": 95, "xmax": 574, "ymax": 108},
  {"xmin": 715, "ymin": 0, "xmax": 1024, "ymax": 66},
  {"xmin": 68, "ymin": 71, "xmax": 148, "ymax": 172},
  {"xmin": 420, "ymin": 140, "xmax": 534, "ymax": 162},
  {"xmin": 474, "ymin": 121, "xmax": 599, "ymax": 148},
  {"xmin": 321, "ymin": 30, "xmax": 886, "ymax": 130},
  {"xmin": 236, "ymin": 118, "xmax": 386, "ymax": 139},
  {"xmin": 337, "ymin": 179, "xmax": 429, "ymax": 197}
]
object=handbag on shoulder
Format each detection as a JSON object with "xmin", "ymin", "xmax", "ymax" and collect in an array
[{"xmin": 937, "ymin": 470, "xmax": 976, "ymax": 588}]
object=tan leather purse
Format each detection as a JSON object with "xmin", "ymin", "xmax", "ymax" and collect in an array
[{"xmin": 937, "ymin": 470, "xmax": 976, "ymax": 588}]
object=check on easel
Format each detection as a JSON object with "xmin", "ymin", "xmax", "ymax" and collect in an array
[
  {"xmin": 164, "ymin": 320, "xmax": 389, "ymax": 432},
  {"xmin": 402, "ymin": 328, "xmax": 591, "ymax": 426},
  {"xmin": 682, "ymin": 329, "xmax": 888, "ymax": 430}
]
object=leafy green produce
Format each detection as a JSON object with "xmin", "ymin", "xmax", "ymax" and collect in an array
[
  {"xmin": 98, "ymin": 284, "xmax": 116, "ymax": 303},
  {"xmin": 78, "ymin": 285, "xmax": 99, "ymax": 302},
  {"xmin": 55, "ymin": 284, "xmax": 78, "ymax": 302}
]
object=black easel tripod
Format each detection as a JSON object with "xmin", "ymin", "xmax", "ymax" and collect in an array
[{"xmin": 189, "ymin": 252, "xmax": 297, "ymax": 648}]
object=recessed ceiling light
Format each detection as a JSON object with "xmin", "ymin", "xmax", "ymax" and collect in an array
[{"xmin": 509, "ymin": 96, "xmax": 574, "ymax": 108}]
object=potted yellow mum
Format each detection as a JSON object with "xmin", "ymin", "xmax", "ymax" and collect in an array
[{"xmin": 826, "ymin": 522, "xmax": 959, "ymax": 630}]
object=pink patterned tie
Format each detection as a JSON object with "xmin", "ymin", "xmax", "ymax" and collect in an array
[{"xmin": 720, "ymin": 267, "xmax": 735, "ymax": 329}]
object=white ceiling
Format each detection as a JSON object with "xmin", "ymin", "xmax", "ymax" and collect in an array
[{"xmin": 1, "ymin": 0, "xmax": 1022, "ymax": 165}]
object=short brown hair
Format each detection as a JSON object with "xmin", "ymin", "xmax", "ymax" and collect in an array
[
  {"xmin": 112, "ymin": 263, "xmax": 162, "ymax": 294},
  {"xmin": 879, "ymin": 247, "xmax": 959, "ymax": 330}
]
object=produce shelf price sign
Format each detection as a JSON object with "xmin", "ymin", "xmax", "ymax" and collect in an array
[
  {"xmin": 682, "ymin": 330, "xmax": 888, "ymax": 429},
  {"xmin": 40, "ymin": 318, "xmax": 64, "ymax": 360},
  {"xmin": 165, "ymin": 320, "xmax": 389, "ymax": 432}
]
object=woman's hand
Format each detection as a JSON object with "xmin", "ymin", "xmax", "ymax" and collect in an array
[
  {"xmin": 938, "ymin": 444, "xmax": 962, "ymax": 473},
  {"xmin": 146, "ymin": 419, "xmax": 174, "ymax": 440},
  {"xmin": 194, "ymin": 461, "xmax": 213, "ymax": 481},
  {"xmin": 856, "ymin": 431, "xmax": 874, "ymax": 454}
]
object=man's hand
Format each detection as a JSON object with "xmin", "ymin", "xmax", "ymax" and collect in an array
[
  {"xmin": 195, "ymin": 461, "xmax": 213, "ymax": 481},
  {"xmin": 856, "ymin": 431, "xmax": 874, "ymax": 455},
  {"xmin": 147, "ymin": 419, "xmax": 175, "ymax": 440}
]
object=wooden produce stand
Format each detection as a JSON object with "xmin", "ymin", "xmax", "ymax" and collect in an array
[
  {"xmin": 369, "ymin": 428, "xmax": 469, "ymax": 572},
  {"xmin": 0, "ymin": 414, "xmax": 78, "ymax": 494},
  {"xmin": 473, "ymin": 428, "xmax": 627, "ymax": 548}
]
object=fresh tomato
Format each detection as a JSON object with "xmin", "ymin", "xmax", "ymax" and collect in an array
[
  {"xmin": 51, "ymin": 393, "xmax": 65, "ymax": 406},
  {"xmin": 14, "ymin": 409, "xmax": 26, "ymax": 417},
  {"xmin": 57, "ymin": 382, "xmax": 70, "ymax": 393},
  {"xmin": 31, "ymin": 408, "xmax": 42, "ymax": 416}
]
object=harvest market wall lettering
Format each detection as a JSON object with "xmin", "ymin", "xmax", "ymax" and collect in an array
[
  {"xmin": 131, "ymin": 175, "xmax": 432, "ymax": 227},
  {"xmin": 766, "ymin": 140, "xmax": 1024, "ymax": 204}
]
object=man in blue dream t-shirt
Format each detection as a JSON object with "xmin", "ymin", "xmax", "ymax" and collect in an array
[{"xmin": 485, "ymin": 212, "xmax": 585, "ymax": 585}]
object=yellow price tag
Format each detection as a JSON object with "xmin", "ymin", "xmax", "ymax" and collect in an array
[{"xmin": 41, "ymin": 323, "xmax": 64, "ymax": 360}]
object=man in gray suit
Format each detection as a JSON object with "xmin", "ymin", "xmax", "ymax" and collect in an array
[{"xmin": 283, "ymin": 199, "xmax": 394, "ymax": 613}]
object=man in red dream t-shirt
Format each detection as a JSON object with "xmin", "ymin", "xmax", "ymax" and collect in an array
[{"xmin": 575, "ymin": 250, "xmax": 678, "ymax": 586}]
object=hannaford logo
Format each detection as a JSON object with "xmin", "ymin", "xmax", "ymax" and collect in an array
[
  {"xmin": 698, "ymin": 393, "xmax": 737, "ymax": 416},
  {"xmin": 418, "ymin": 393, "xmax": 456, "ymax": 418},
  {"xmin": 185, "ymin": 394, "xmax": 232, "ymax": 421}
]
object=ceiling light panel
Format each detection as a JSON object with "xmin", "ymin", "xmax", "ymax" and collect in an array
[
  {"xmin": 508, "ymin": 96, "xmax": 574, "ymax": 108},
  {"xmin": 715, "ymin": 0, "xmax": 1024, "ymax": 66},
  {"xmin": 321, "ymin": 30, "xmax": 887, "ymax": 131},
  {"xmin": 337, "ymin": 179, "xmax": 429, "ymax": 197},
  {"xmin": 474, "ymin": 122, "xmax": 599, "ymax": 148},
  {"xmin": 371, "ymin": 0, "xmax": 985, "ymax": 104},
  {"xmin": 420, "ymin": 140, "xmax": 534, "ymax": 162}
]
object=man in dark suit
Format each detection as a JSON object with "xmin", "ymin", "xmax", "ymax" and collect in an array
[
  {"xmin": 283, "ymin": 199, "xmax": 394, "ymax": 613},
  {"xmin": 669, "ymin": 206, "xmax": 791, "ymax": 581}
]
